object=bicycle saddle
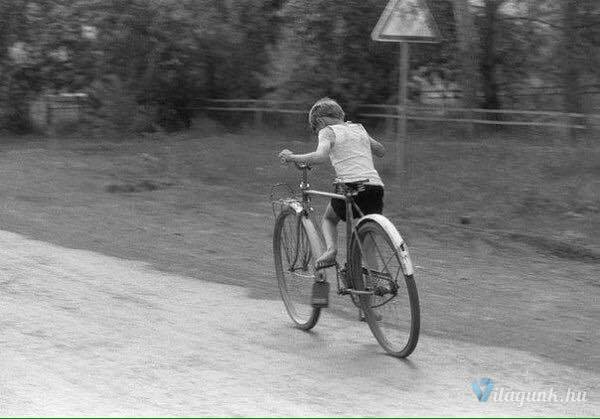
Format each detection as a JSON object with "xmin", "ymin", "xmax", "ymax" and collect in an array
[{"xmin": 333, "ymin": 179, "xmax": 370, "ymax": 194}]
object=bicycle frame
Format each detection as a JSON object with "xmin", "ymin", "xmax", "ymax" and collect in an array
[{"xmin": 295, "ymin": 165, "xmax": 366, "ymax": 267}]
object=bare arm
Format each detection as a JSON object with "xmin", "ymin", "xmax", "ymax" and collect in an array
[
  {"xmin": 279, "ymin": 129, "xmax": 332, "ymax": 165},
  {"xmin": 369, "ymin": 137, "xmax": 385, "ymax": 158},
  {"xmin": 283, "ymin": 136, "xmax": 330, "ymax": 165}
]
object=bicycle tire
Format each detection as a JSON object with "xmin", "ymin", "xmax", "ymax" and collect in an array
[
  {"xmin": 273, "ymin": 207, "xmax": 323, "ymax": 330},
  {"xmin": 350, "ymin": 219, "xmax": 420, "ymax": 357}
]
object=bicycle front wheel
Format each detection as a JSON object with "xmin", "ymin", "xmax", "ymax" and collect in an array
[
  {"xmin": 350, "ymin": 218, "xmax": 420, "ymax": 357},
  {"xmin": 273, "ymin": 207, "xmax": 323, "ymax": 330}
]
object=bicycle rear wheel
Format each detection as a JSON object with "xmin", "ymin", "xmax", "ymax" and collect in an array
[
  {"xmin": 350, "ymin": 219, "xmax": 420, "ymax": 357},
  {"xmin": 273, "ymin": 207, "xmax": 323, "ymax": 330}
]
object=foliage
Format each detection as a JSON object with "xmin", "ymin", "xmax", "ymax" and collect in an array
[
  {"xmin": 263, "ymin": 0, "xmax": 458, "ymax": 110},
  {"xmin": 0, "ymin": 0, "xmax": 598, "ymax": 133},
  {"xmin": 0, "ymin": 0, "xmax": 282, "ymax": 132}
]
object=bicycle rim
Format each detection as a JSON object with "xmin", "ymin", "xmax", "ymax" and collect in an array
[
  {"xmin": 273, "ymin": 208, "xmax": 321, "ymax": 329},
  {"xmin": 351, "ymin": 220, "xmax": 420, "ymax": 357}
]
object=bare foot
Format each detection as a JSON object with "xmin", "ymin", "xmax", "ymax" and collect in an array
[{"xmin": 315, "ymin": 248, "xmax": 337, "ymax": 269}]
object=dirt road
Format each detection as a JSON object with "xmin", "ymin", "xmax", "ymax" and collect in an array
[{"xmin": 1, "ymin": 230, "xmax": 597, "ymax": 416}]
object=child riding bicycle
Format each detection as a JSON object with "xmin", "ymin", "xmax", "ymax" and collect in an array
[{"xmin": 279, "ymin": 97, "xmax": 386, "ymax": 269}]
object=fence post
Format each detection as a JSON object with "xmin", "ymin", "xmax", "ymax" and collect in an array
[
  {"xmin": 254, "ymin": 106, "xmax": 263, "ymax": 128},
  {"xmin": 386, "ymin": 111, "xmax": 395, "ymax": 139},
  {"xmin": 569, "ymin": 114, "xmax": 578, "ymax": 144},
  {"xmin": 46, "ymin": 96, "xmax": 56, "ymax": 137},
  {"xmin": 561, "ymin": 113, "xmax": 573, "ymax": 144},
  {"xmin": 77, "ymin": 95, "xmax": 82, "ymax": 124},
  {"xmin": 397, "ymin": 42, "xmax": 409, "ymax": 178},
  {"xmin": 45, "ymin": 96, "xmax": 52, "ymax": 128}
]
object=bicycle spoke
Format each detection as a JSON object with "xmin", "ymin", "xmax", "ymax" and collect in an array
[
  {"xmin": 299, "ymin": 227, "xmax": 311, "ymax": 270},
  {"xmin": 393, "ymin": 264, "xmax": 403, "ymax": 282},
  {"xmin": 381, "ymin": 250, "xmax": 397, "ymax": 277},
  {"xmin": 286, "ymin": 218, "xmax": 302, "ymax": 269},
  {"xmin": 367, "ymin": 231, "xmax": 394, "ymax": 277},
  {"xmin": 281, "ymin": 222, "xmax": 293, "ymax": 266}
]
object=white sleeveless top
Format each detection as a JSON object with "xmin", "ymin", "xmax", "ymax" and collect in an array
[{"xmin": 321, "ymin": 122, "xmax": 383, "ymax": 186}]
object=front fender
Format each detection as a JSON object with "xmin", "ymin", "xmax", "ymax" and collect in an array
[
  {"xmin": 356, "ymin": 214, "xmax": 414, "ymax": 276},
  {"xmin": 284, "ymin": 199, "xmax": 304, "ymax": 215}
]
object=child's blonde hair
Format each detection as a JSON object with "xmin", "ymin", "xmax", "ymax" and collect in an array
[{"xmin": 308, "ymin": 97, "xmax": 345, "ymax": 132}]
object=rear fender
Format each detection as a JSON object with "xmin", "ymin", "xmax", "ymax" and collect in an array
[{"xmin": 356, "ymin": 214, "xmax": 414, "ymax": 276}]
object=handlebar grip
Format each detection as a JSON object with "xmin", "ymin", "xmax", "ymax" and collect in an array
[
  {"xmin": 279, "ymin": 156, "xmax": 310, "ymax": 170},
  {"xmin": 296, "ymin": 162, "xmax": 311, "ymax": 170}
]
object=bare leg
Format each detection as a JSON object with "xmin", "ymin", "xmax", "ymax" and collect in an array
[{"xmin": 315, "ymin": 204, "xmax": 339, "ymax": 268}]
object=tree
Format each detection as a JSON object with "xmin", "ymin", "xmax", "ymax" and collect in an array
[
  {"xmin": 263, "ymin": 0, "xmax": 404, "ymax": 109},
  {"xmin": 477, "ymin": 0, "xmax": 506, "ymax": 109},
  {"xmin": 2, "ymin": 0, "xmax": 597, "ymax": 133},
  {"xmin": 0, "ymin": 0, "xmax": 284, "ymax": 132},
  {"xmin": 452, "ymin": 0, "xmax": 479, "ymax": 109}
]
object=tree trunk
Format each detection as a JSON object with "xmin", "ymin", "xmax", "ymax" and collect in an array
[
  {"xmin": 561, "ymin": 0, "xmax": 580, "ymax": 142},
  {"xmin": 452, "ymin": 0, "xmax": 480, "ymax": 135},
  {"xmin": 480, "ymin": 0, "xmax": 501, "ymax": 112}
]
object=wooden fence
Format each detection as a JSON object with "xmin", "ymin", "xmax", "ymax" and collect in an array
[
  {"xmin": 199, "ymin": 99, "xmax": 600, "ymax": 133},
  {"xmin": 357, "ymin": 104, "xmax": 595, "ymax": 129},
  {"xmin": 30, "ymin": 96, "xmax": 600, "ymax": 137}
]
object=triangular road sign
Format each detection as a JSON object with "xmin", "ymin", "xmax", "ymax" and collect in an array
[{"xmin": 372, "ymin": 0, "xmax": 440, "ymax": 43}]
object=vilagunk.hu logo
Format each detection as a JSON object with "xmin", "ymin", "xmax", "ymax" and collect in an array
[
  {"xmin": 471, "ymin": 378, "xmax": 588, "ymax": 406},
  {"xmin": 472, "ymin": 378, "xmax": 494, "ymax": 402}
]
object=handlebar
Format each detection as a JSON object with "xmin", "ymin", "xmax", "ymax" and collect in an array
[
  {"xmin": 294, "ymin": 162, "xmax": 311, "ymax": 170},
  {"xmin": 280, "ymin": 157, "xmax": 311, "ymax": 171}
]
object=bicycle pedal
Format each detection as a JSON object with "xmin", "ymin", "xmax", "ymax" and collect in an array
[
  {"xmin": 359, "ymin": 310, "xmax": 366, "ymax": 322},
  {"xmin": 358, "ymin": 310, "xmax": 383, "ymax": 322},
  {"xmin": 315, "ymin": 260, "xmax": 337, "ymax": 271},
  {"xmin": 311, "ymin": 281, "xmax": 330, "ymax": 308}
]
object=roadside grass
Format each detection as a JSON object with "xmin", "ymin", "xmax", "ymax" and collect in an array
[
  {"xmin": 1, "ymin": 121, "xmax": 597, "ymax": 265},
  {"xmin": 201, "ymin": 122, "xmax": 600, "ymax": 257}
]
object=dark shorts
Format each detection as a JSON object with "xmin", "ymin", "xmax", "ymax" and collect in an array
[{"xmin": 330, "ymin": 185, "xmax": 384, "ymax": 222}]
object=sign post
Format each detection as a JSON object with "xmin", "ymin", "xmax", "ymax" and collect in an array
[
  {"xmin": 398, "ymin": 42, "xmax": 409, "ymax": 174},
  {"xmin": 371, "ymin": 0, "xmax": 440, "ymax": 176}
]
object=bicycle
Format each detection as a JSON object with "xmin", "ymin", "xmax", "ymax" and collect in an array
[{"xmin": 272, "ymin": 162, "xmax": 420, "ymax": 358}]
